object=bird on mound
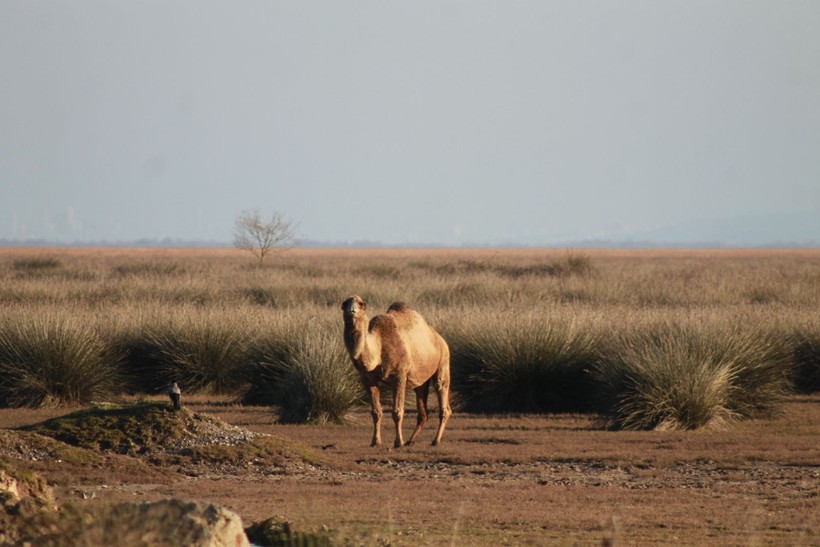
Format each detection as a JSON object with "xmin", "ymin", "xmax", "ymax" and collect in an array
[{"xmin": 168, "ymin": 382, "xmax": 181, "ymax": 410}]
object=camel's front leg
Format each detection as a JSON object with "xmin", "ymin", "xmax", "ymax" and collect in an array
[
  {"xmin": 368, "ymin": 384, "xmax": 383, "ymax": 448},
  {"xmin": 406, "ymin": 380, "xmax": 430, "ymax": 446},
  {"xmin": 391, "ymin": 376, "xmax": 407, "ymax": 448}
]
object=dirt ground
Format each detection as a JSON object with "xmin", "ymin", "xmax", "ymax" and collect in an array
[{"xmin": 2, "ymin": 396, "xmax": 818, "ymax": 546}]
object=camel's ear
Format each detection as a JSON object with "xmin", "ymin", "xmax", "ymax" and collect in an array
[{"xmin": 360, "ymin": 300, "xmax": 367, "ymax": 311}]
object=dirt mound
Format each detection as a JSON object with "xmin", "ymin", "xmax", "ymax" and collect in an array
[
  {"xmin": 15, "ymin": 402, "xmax": 323, "ymax": 477},
  {"xmin": 0, "ymin": 428, "xmax": 103, "ymax": 466},
  {"xmin": 20, "ymin": 402, "xmax": 257, "ymax": 456}
]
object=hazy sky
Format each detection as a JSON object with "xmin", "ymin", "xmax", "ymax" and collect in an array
[{"xmin": 2, "ymin": 2, "xmax": 819, "ymax": 246}]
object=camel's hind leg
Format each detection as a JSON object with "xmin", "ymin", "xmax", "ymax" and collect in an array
[
  {"xmin": 432, "ymin": 371, "xmax": 452, "ymax": 446},
  {"xmin": 405, "ymin": 380, "xmax": 430, "ymax": 446}
]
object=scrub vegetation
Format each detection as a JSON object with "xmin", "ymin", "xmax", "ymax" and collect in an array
[{"xmin": 0, "ymin": 248, "xmax": 817, "ymax": 429}]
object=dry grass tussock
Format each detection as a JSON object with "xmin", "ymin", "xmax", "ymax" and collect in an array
[
  {"xmin": 0, "ymin": 248, "xmax": 817, "ymax": 429},
  {"xmin": 446, "ymin": 310, "xmax": 599, "ymax": 413},
  {"xmin": 0, "ymin": 311, "xmax": 121, "ymax": 407},
  {"xmin": 592, "ymin": 318, "xmax": 792, "ymax": 430},
  {"xmin": 241, "ymin": 318, "xmax": 362, "ymax": 423}
]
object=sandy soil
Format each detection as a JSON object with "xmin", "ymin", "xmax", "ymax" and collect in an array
[{"xmin": 2, "ymin": 396, "xmax": 818, "ymax": 546}]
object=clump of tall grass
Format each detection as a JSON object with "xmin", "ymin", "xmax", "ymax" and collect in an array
[
  {"xmin": 593, "ymin": 321, "xmax": 792, "ymax": 430},
  {"xmin": 243, "ymin": 286, "xmax": 279, "ymax": 308},
  {"xmin": 241, "ymin": 282, "xmax": 352, "ymax": 309},
  {"xmin": 791, "ymin": 327, "xmax": 820, "ymax": 393},
  {"xmin": 746, "ymin": 286, "xmax": 781, "ymax": 306},
  {"xmin": 499, "ymin": 252, "xmax": 594, "ymax": 279},
  {"xmin": 448, "ymin": 313, "xmax": 599, "ymax": 413},
  {"xmin": 11, "ymin": 257, "xmax": 63, "ymax": 280},
  {"xmin": 98, "ymin": 310, "xmax": 160, "ymax": 395},
  {"xmin": 428, "ymin": 260, "xmax": 496, "ymax": 276},
  {"xmin": 0, "ymin": 313, "xmax": 120, "ymax": 407},
  {"xmin": 243, "ymin": 323, "xmax": 362, "ymax": 423},
  {"xmin": 145, "ymin": 313, "xmax": 252, "ymax": 395},
  {"xmin": 417, "ymin": 281, "xmax": 503, "ymax": 309},
  {"xmin": 13, "ymin": 257, "xmax": 61, "ymax": 272},
  {"xmin": 353, "ymin": 263, "xmax": 404, "ymax": 280},
  {"xmin": 111, "ymin": 261, "xmax": 186, "ymax": 278},
  {"xmin": 426, "ymin": 252, "xmax": 594, "ymax": 280}
]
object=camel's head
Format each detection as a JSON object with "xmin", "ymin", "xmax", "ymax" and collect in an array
[{"xmin": 341, "ymin": 295, "xmax": 367, "ymax": 319}]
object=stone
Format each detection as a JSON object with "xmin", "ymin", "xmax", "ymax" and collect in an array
[
  {"xmin": 87, "ymin": 499, "xmax": 250, "ymax": 547},
  {"xmin": 13, "ymin": 498, "xmax": 249, "ymax": 547}
]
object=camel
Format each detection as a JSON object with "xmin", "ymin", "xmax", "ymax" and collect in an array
[{"xmin": 341, "ymin": 296, "xmax": 452, "ymax": 448}]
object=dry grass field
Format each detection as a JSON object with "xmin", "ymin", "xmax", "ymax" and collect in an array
[{"xmin": 1, "ymin": 247, "xmax": 818, "ymax": 545}]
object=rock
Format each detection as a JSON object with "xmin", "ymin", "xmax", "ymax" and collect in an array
[
  {"xmin": 99, "ymin": 499, "xmax": 250, "ymax": 547},
  {"xmin": 0, "ymin": 464, "xmax": 57, "ymax": 545},
  {"xmin": 0, "ymin": 464, "xmax": 56, "ymax": 512},
  {"xmin": 14, "ymin": 499, "xmax": 249, "ymax": 547},
  {"xmin": 0, "ymin": 470, "xmax": 19, "ymax": 506}
]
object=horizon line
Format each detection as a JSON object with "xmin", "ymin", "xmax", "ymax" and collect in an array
[{"xmin": 0, "ymin": 237, "xmax": 817, "ymax": 251}]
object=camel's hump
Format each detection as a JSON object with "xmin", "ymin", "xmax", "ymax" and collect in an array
[{"xmin": 387, "ymin": 301, "xmax": 410, "ymax": 313}]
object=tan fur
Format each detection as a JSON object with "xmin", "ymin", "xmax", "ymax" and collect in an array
[{"xmin": 342, "ymin": 295, "xmax": 452, "ymax": 448}]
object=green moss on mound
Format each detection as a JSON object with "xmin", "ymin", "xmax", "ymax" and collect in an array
[{"xmin": 20, "ymin": 402, "xmax": 193, "ymax": 455}]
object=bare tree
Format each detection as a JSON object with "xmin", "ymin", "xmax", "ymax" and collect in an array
[{"xmin": 233, "ymin": 210, "xmax": 296, "ymax": 265}]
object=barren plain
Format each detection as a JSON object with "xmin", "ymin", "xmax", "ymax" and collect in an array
[{"xmin": 2, "ymin": 393, "xmax": 818, "ymax": 546}]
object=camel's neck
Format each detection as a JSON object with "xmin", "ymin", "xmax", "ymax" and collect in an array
[{"xmin": 344, "ymin": 314, "xmax": 380, "ymax": 372}]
